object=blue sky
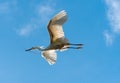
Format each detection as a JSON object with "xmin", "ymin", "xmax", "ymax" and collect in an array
[{"xmin": 0, "ymin": 0, "xmax": 120, "ymax": 83}]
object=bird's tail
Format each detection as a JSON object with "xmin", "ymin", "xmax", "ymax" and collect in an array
[{"xmin": 41, "ymin": 50, "xmax": 57, "ymax": 65}]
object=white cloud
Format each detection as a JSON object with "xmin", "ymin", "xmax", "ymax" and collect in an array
[
  {"xmin": 104, "ymin": 31, "xmax": 114, "ymax": 46},
  {"xmin": 0, "ymin": 1, "xmax": 56, "ymax": 36},
  {"xmin": 104, "ymin": 0, "xmax": 120, "ymax": 46},
  {"xmin": 36, "ymin": 3, "xmax": 55, "ymax": 24},
  {"xmin": 0, "ymin": 1, "xmax": 17, "ymax": 14},
  {"xmin": 0, "ymin": 2, "xmax": 10, "ymax": 13},
  {"xmin": 17, "ymin": 24, "xmax": 36, "ymax": 36},
  {"xmin": 17, "ymin": 1, "xmax": 56, "ymax": 36},
  {"xmin": 106, "ymin": 0, "xmax": 120, "ymax": 33},
  {"xmin": 0, "ymin": 1, "xmax": 32, "ymax": 36}
]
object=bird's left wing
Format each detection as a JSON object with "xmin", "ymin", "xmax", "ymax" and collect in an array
[
  {"xmin": 41, "ymin": 50, "xmax": 57, "ymax": 65},
  {"xmin": 47, "ymin": 10, "xmax": 67, "ymax": 43}
]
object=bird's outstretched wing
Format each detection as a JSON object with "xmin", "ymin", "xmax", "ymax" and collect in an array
[
  {"xmin": 47, "ymin": 10, "xmax": 67, "ymax": 43},
  {"xmin": 41, "ymin": 50, "xmax": 57, "ymax": 65}
]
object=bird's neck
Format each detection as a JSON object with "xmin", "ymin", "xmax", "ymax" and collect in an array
[{"xmin": 35, "ymin": 46, "xmax": 44, "ymax": 51}]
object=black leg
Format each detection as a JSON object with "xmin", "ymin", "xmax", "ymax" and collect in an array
[
  {"xmin": 66, "ymin": 46, "xmax": 82, "ymax": 49},
  {"xmin": 67, "ymin": 43, "xmax": 83, "ymax": 49},
  {"xmin": 69, "ymin": 43, "xmax": 83, "ymax": 46}
]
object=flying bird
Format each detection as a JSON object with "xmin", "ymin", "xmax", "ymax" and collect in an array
[{"xmin": 26, "ymin": 10, "xmax": 83, "ymax": 65}]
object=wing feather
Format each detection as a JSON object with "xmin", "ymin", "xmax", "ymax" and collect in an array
[
  {"xmin": 41, "ymin": 50, "xmax": 57, "ymax": 65},
  {"xmin": 47, "ymin": 10, "xmax": 67, "ymax": 43}
]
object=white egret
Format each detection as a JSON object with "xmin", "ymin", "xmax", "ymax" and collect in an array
[{"xmin": 26, "ymin": 10, "xmax": 83, "ymax": 65}]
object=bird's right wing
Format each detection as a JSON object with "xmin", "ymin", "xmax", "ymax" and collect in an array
[
  {"xmin": 47, "ymin": 10, "xmax": 67, "ymax": 43},
  {"xmin": 41, "ymin": 50, "xmax": 57, "ymax": 65}
]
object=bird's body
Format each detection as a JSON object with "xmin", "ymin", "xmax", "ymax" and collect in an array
[{"xmin": 26, "ymin": 10, "xmax": 83, "ymax": 65}]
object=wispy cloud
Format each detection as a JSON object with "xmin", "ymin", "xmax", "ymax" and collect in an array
[
  {"xmin": 0, "ymin": 1, "xmax": 17, "ymax": 14},
  {"xmin": 17, "ymin": 23, "xmax": 36, "ymax": 36},
  {"xmin": 104, "ymin": 0, "xmax": 120, "ymax": 46},
  {"xmin": 36, "ymin": 3, "xmax": 55, "ymax": 23},
  {"xmin": 104, "ymin": 30, "xmax": 114, "ymax": 46},
  {"xmin": 0, "ymin": 2, "xmax": 11, "ymax": 14},
  {"xmin": 106, "ymin": 0, "xmax": 120, "ymax": 33},
  {"xmin": 0, "ymin": 1, "xmax": 58, "ymax": 36},
  {"xmin": 17, "ymin": 1, "xmax": 56, "ymax": 36}
]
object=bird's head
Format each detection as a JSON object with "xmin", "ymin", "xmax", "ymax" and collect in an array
[{"xmin": 25, "ymin": 46, "xmax": 44, "ymax": 51}]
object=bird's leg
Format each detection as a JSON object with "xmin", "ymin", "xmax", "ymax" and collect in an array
[
  {"xmin": 61, "ymin": 43, "xmax": 83, "ymax": 50},
  {"xmin": 65, "ymin": 43, "xmax": 83, "ymax": 49},
  {"xmin": 68, "ymin": 43, "xmax": 83, "ymax": 46},
  {"xmin": 66, "ymin": 46, "xmax": 82, "ymax": 49},
  {"xmin": 67, "ymin": 43, "xmax": 83, "ymax": 49}
]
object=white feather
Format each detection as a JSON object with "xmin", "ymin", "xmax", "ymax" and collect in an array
[
  {"xmin": 41, "ymin": 50, "xmax": 57, "ymax": 65},
  {"xmin": 48, "ymin": 10, "xmax": 67, "ymax": 42}
]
